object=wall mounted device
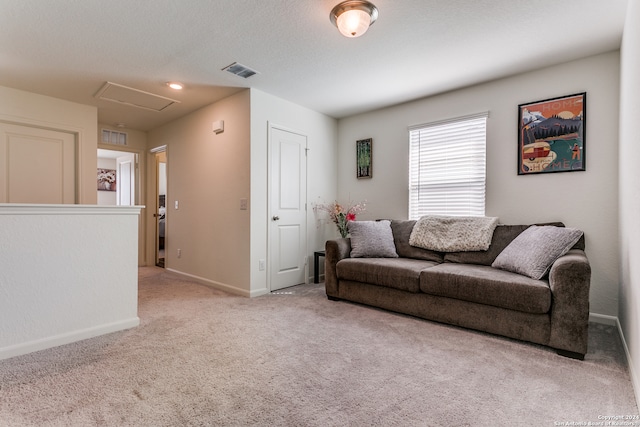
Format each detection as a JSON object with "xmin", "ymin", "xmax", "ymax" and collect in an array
[{"xmin": 212, "ymin": 120, "xmax": 224, "ymax": 134}]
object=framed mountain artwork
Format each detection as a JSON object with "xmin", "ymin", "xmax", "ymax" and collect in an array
[{"xmin": 518, "ymin": 92, "xmax": 586, "ymax": 175}]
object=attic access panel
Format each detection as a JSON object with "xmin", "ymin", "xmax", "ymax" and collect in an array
[{"xmin": 95, "ymin": 82, "xmax": 180, "ymax": 112}]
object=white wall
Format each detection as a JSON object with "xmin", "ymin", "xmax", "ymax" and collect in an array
[
  {"xmin": 0, "ymin": 204, "xmax": 141, "ymax": 360},
  {"xmin": 147, "ymin": 91, "xmax": 252, "ymax": 294},
  {"xmin": 337, "ymin": 51, "xmax": 621, "ymax": 317},
  {"xmin": 0, "ymin": 86, "xmax": 98, "ymax": 203},
  {"xmin": 250, "ymin": 89, "xmax": 338, "ymax": 295},
  {"xmin": 619, "ymin": 0, "xmax": 640, "ymax": 402}
]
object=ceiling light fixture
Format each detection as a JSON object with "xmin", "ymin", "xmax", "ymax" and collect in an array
[
  {"xmin": 167, "ymin": 82, "xmax": 183, "ymax": 90},
  {"xmin": 330, "ymin": 0, "xmax": 378, "ymax": 38}
]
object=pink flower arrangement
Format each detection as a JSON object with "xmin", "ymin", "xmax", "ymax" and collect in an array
[{"xmin": 315, "ymin": 200, "xmax": 366, "ymax": 238}]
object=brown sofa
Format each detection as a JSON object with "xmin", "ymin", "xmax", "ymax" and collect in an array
[{"xmin": 324, "ymin": 220, "xmax": 591, "ymax": 359}]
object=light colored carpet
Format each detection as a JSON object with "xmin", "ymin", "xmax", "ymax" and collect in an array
[{"xmin": 0, "ymin": 267, "xmax": 637, "ymax": 426}]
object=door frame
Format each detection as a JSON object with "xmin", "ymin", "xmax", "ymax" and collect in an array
[
  {"xmin": 266, "ymin": 122, "xmax": 309, "ymax": 292},
  {"xmin": 148, "ymin": 145, "xmax": 167, "ymax": 267},
  {"xmin": 116, "ymin": 152, "xmax": 137, "ymax": 206}
]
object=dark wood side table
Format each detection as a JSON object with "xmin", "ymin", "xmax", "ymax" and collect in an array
[{"xmin": 313, "ymin": 250, "xmax": 325, "ymax": 283}]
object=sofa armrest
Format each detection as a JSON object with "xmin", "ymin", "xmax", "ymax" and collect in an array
[
  {"xmin": 324, "ymin": 238, "xmax": 351, "ymax": 298},
  {"xmin": 548, "ymin": 249, "xmax": 591, "ymax": 356}
]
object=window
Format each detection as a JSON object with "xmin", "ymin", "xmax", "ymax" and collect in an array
[{"xmin": 408, "ymin": 112, "xmax": 488, "ymax": 219}]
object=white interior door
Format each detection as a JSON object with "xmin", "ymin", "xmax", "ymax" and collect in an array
[
  {"xmin": 0, "ymin": 122, "xmax": 76, "ymax": 203},
  {"xmin": 116, "ymin": 153, "xmax": 136, "ymax": 206},
  {"xmin": 269, "ymin": 127, "xmax": 307, "ymax": 291}
]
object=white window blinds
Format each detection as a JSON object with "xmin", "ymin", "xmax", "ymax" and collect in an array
[{"xmin": 408, "ymin": 112, "xmax": 488, "ymax": 219}]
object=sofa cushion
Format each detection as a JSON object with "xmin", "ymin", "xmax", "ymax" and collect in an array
[
  {"xmin": 337, "ymin": 258, "xmax": 439, "ymax": 293},
  {"xmin": 348, "ymin": 220, "xmax": 398, "ymax": 258},
  {"xmin": 444, "ymin": 224, "xmax": 529, "ymax": 266},
  {"xmin": 390, "ymin": 220, "xmax": 444, "ymax": 263},
  {"xmin": 420, "ymin": 263, "xmax": 551, "ymax": 314},
  {"xmin": 492, "ymin": 225, "xmax": 584, "ymax": 280},
  {"xmin": 443, "ymin": 222, "xmax": 585, "ymax": 265}
]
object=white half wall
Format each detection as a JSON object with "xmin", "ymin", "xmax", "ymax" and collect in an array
[
  {"xmin": 337, "ymin": 51, "xmax": 621, "ymax": 317},
  {"xmin": 0, "ymin": 204, "xmax": 142, "ymax": 360}
]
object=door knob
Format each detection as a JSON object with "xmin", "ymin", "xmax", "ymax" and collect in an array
[{"xmin": 272, "ymin": 215, "xmax": 280, "ymax": 221}]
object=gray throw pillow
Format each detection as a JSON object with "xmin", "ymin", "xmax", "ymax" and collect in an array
[
  {"xmin": 491, "ymin": 225, "xmax": 583, "ymax": 280},
  {"xmin": 348, "ymin": 220, "xmax": 399, "ymax": 258}
]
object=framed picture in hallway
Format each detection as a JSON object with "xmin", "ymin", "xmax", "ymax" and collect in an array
[
  {"xmin": 356, "ymin": 138, "xmax": 372, "ymax": 179},
  {"xmin": 97, "ymin": 168, "xmax": 116, "ymax": 191},
  {"xmin": 518, "ymin": 92, "xmax": 586, "ymax": 175}
]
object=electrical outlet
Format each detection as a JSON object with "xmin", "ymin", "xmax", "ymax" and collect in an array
[
  {"xmin": 240, "ymin": 198, "xmax": 248, "ymax": 210},
  {"xmin": 259, "ymin": 259, "xmax": 265, "ymax": 271},
  {"xmin": 177, "ymin": 248, "xmax": 182, "ymax": 258}
]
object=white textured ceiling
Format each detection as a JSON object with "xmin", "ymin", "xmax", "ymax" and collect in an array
[{"xmin": 0, "ymin": 0, "xmax": 628, "ymax": 131}]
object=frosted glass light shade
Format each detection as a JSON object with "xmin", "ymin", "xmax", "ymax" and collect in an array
[
  {"xmin": 330, "ymin": 1, "xmax": 378, "ymax": 38},
  {"xmin": 337, "ymin": 9, "xmax": 371, "ymax": 37}
]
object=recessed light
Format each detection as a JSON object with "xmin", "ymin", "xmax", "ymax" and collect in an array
[{"xmin": 167, "ymin": 82, "xmax": 183, "ymax": 90}]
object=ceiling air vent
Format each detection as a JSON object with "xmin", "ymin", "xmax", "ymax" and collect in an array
[
  {"xmin": 101, "ymin": 129, "xmax": 127, "ymax": 146},
  {"xmin": 94, "ymin": 82, "xmax": 180, "ymax": 112},
  {"xmin": 222, "ymin": 62, "xmax": 259, "ymax": 79}
]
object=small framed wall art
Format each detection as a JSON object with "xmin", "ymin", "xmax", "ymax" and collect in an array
[
  {"xmin": 97, "ymin": 168, "xmax": 116, "ymax": 191},
  {"xmin": 518, "ymin": 92, "xmax": 586, "ymax": 175},
  {"xmin": 356, "ymin": 138, "xmax": 372, "ymax": 179}
]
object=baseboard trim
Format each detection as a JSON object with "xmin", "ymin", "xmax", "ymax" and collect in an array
[
  {"xmin": 589, "ymin": 312, "xmax": 618, "ymax": 326},
  {"xmin": 614, "ymin": 317, "xmax": 640, "ymax": 412},
  {"xmin": 0, "ymin": 317, "xmax": 140, "ymax": 361},
  {"xmin": 165, "ymin": 268, "xmax": 264, "ymax": 297},
  {"xmin": 589, "ymin": 312, "xmax": 640, "ymax": 411}
]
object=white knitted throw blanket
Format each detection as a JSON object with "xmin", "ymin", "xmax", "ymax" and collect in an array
[{"xmin": 409, "ymin": 215, "xmax": 499, "ymax": 252}]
